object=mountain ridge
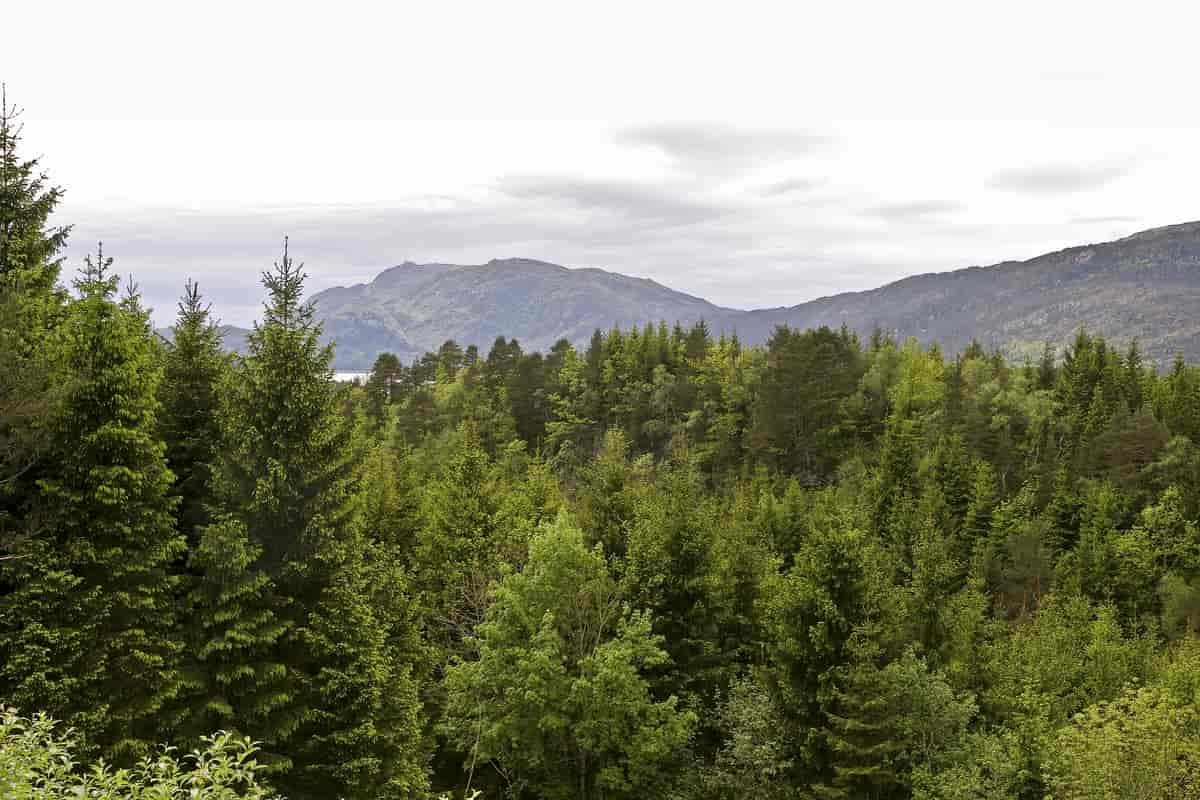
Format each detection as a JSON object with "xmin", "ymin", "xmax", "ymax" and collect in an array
[{"xmin": 200, "ymin": 221, "xmax": 1200, "ymax": 368}]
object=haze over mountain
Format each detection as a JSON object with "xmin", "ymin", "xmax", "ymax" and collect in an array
[{"xmin": 215, "ymin": 221, "xmax": 1200, "ymax": 369}]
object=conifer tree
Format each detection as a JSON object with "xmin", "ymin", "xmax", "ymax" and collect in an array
[
  {"xmin": 160, "ymin": 280, "xmax": 227, "ymax": 544},
  {"xmin": 0, "ymin": 86, "xmax": 69, "ymax": 289},
  {"xmin": 414, "ymin": 421, "xmax": 501, "ymax": 656},
  {"xmin": 184, "ymin": 514, "xmax": 292, "ymax": 754},
  {"xmin": 0, "ymin": 86, "xmax": 68, "ymax": 549},
  {"xmin": 0, "ymin": 247, "xmax": 185, "ymax": 760},
  {"xmin": 365, "ymin": 351, "xmax": 403, "ymax": 423},
  {"xmin": 193, "ymin": 240, "xmax": 428, "ymax": 798},
  {"xmin": 762, "ymin": 516, "xmax": 875, "ymax": 786},
  {"xmin": 623, "ymin": 458, "xmax": 727, "ymax": 704},
  {"xmin": 215, "ymin": 240, "xmax": 357, "ymax": 577},
  {"xmin": 288, "ymin": 441, "xmax": 430, "ymax": 799}
]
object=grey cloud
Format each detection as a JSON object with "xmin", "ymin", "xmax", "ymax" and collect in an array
[
  {"xmin": 59, "ymin": 177, "xmax": 1123, "ymax": 333},
  {"xmin": 617, "ymin": 122, "xmax": 832, "ymax": 173},
  {"xmin": 987, "ymin": 160, "xmax": 1136, "ymax": 194},
  {"xmin": 861, "ymin": 201, "xmax": 963, "ymax": 222},
  {"xmin": 495, "ymin": 175, "xmax": 730, "ymax": 228},
  {"xmin": 60, "ymin": 193, "xmax": 862, "ymax": 326},
  {"xmin": 760, "ymin": 177, "xmax": 826, "ymax": 196}
]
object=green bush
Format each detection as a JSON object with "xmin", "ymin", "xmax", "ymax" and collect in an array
[{"xmin": 0, "ymin": 706, "xmax": 278, "ymax": 799}]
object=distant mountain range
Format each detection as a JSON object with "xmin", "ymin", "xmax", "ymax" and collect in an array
[{"xmin": 207, "ymin": 221, "xmax": 1200, "ymax": 369}]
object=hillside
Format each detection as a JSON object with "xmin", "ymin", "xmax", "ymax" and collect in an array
[
  {"xmin": 242, "ymin": 221, "xmax": 1200, "ymax": 368},
  {"xmin": 309, "ymin": 258, "xmax": 743, "ymax": 367},
  {"xmin": 748, "ymin": 220, "xmax": 1200, "ymax": 364}
]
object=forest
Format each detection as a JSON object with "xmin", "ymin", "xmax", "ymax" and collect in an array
[{"xmin": 4, "ymin": 104, "xmax": 1200, "ymax": 800}]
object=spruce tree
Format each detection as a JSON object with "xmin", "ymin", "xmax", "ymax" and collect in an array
[
  {"xmin": 193, "ymin": 240, "xmax": 428, "ymax": 798},
  {"xmin": 0, "ymin": 85, "xmax": 69, "ymax": 288},
  {"xmin": 623, "ymin": 458, "xmax": 728, "ymax": 705},
  {"xmin": 290, "ymin": 441, "xmax": 430, "ymax": 799},
  {"xmin": 0, "ymin": 86, "xmax": 68, "ymax": 551},
  {"xmin": 160, "ymin": 280, "xmax": 227, "ymax": 544},
  {"xmin": 0, "ymin": 247, "xmax": 185, "ymax": 760},
  {"xmin": 762, "ymin": 515, "xmax": 874, "ymax": 787},
  {"xmin": 184, "ymin": 514, "xmax": 293, "ymax": 754}
]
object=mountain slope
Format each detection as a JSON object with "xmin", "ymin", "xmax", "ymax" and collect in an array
[
  {"xmin": 746, "ymin": 220, "xmax": 1200, "ymax": 364},
  {"xmin": 310, "ymin": 258, "xmax": 743, "ymax": 367},
  {"xmin": 297, "ymin": 221, "xmax": 1200, "ymax": 368}
]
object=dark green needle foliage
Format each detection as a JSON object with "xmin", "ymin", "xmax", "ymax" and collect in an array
[
  {"xmin": 160, "ymin": 279, "xmax": 228, "ymax": 545},
  {"xmin": 0, "ymin": 247, "xmax": 185, "ymax": 761}
]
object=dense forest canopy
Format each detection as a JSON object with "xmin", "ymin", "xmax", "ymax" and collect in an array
[{"xmin": 5, "ymin": 90, "xmax": 1200, "ymax": 799}]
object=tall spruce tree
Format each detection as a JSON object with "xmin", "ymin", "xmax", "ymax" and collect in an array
[
  {"xmin": 0, "ymin": 247, "xmax": 185, "ymax": 760},
  {"xmin": 192, "ymin": 240, "xmax": 428, "ymax": 798},
  {"xmin": 289, "ymin": 440, "xmax": 430, "ymax": 799},
  {"xmin": 160, "ymin": 280, "xmax": 227, "ymax": 545},
  {"xmin": 0, "ymin": 85, "xmax": 69, "ymax": 288},
  {"xmin": 184, "ymin": 512, "xmax": 293, "ymax": 758},
  {"xmin": 0, "ymin": 86, "xmax": 68, "ymax": 554}
]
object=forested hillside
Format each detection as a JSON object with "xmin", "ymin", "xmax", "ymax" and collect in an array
[
  {"xmin": 309, "ymin": 222, "xmax": 1200, "ymax": 369},
  {"xmin": 7, "ymin": 98, "xmax": 1200, "ymax": 800},
  {"xmin": 753, "ymin": 220, "xmax": 1200, "ymax": 366},
  {"xmin": 308, "ymin": 258, "xmax": 740, "ymax": 368}
]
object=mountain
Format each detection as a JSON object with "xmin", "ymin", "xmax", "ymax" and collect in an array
[
  {"xmin": 223, "ymin": 221, "xmax": 1200, "ymax": 369},
  {"xmin": 309, "ymin": 258, "xmax": 745, "ymax": 368},
  {"xmin": 747, "ymin": 220, "xmax": 1200, "ymax": 365}
]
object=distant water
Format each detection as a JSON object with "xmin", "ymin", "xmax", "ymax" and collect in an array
[{"xmin": 333, "ymin": 371, "xmax": 370, "ymax": 383}]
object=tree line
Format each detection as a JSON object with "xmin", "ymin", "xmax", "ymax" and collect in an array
[{"xmin": 5, "ymin": 92, "xmax": 1200, "ymax": 799}]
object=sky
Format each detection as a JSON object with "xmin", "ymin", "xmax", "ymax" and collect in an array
[{"xmin": 5, "ymin": 1, "xmax": 1200, "ymax": 327}]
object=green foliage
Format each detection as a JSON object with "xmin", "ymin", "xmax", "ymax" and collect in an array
[
  {"xmin": 189, "ymin": 242, "xmax": 429, "ymax": 798},
  {"xmin": 749, "ymin": 326, "xmax": 863, "ymax": 481},
  {"xmin": 161, "ymin": 280, "xmax": 229, "ymax": 544},
  {"xmin": 622, "ymin": 459, "xmax": 729, "ymax": 704},
  {"xmin": 443, "ymin": 516, "xmax": 695, "ymax": 800},
  {"xmin": 0, "ymin": 707, "xmax": 278, "ymax": 799},
  {"xmin": 702, "ymin": 676, "xmax": 795, "ymax": 800},
  {"xmin": 0, "ymin": 87, "xmax": 69, "ymax": 288},
  {"xmin": 0, "ymin": 87, "xmax": 67, "ymax": 564},
  {"xmin": 414, "ymin": 422, "xmax": 504, "ymax": 658},
  {"xmin": 0, "ymin": 249, "xmax": 186, "ymax": 760},
  {"xmin": 184, "ymin": 514, "xmax": 291, "ymax": 752},
  {"xmin": 8, "ymin": 131, "xmax": 1200, "ymax": 799},
  {"xmin": 761, "ymin": 515, "xmax": 876, "ymax": 783},
  {"xmin": 1043, "ymin": 685, "xmax": 1200, "ymax": 799}
]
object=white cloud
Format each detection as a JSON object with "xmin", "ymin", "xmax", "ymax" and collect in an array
[{"xmin": 4, "ymin": 0, "xmax": 1199, "ymax": 326}]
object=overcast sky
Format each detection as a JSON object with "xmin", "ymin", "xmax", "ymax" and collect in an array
[{"xmin": 6, "ymin": 1, "xmax": 1199, "ymax": 326}]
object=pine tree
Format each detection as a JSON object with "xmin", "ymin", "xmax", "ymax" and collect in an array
[
  {"xmin": 0, "ymin": 247, "xmax": 185, "ymax": 760},
  {"xmin": 365, "ymin": 351, "xmax": 403, "ymax": 425}
]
